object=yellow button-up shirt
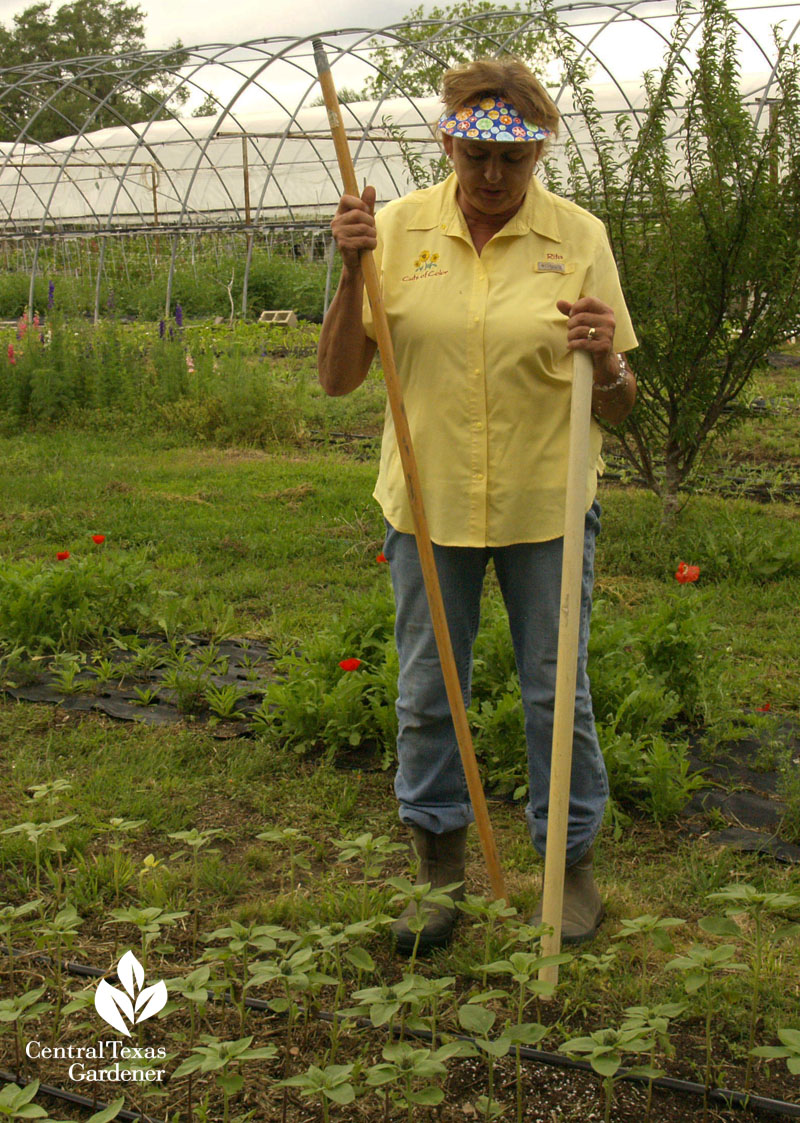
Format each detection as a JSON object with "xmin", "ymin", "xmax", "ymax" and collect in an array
[{"xmin": 363, "ymin": 172, "xmax": 638, "ymax": 546}]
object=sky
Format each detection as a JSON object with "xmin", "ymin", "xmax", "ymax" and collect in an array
[
  {"xmin": 1, "ymin": 0, "xmax": 796, "ymax": 113},
  {"xmin": 0, "ymin": 0, "xmax": 415, "ymax": 46}
]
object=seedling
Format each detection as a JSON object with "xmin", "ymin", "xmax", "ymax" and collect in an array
[
  {"xmin": 559, "ymin": 1024, "xmax": 663, "ymax": 1123},
  {"xmin": 0, "ymin": 988, "xmax": 51, "ymax": 1078},
  {"xmin": 256, "ymin": 826, "xmax": 313, "ymax": 918},
  {"xmin": 204, "ymin": 682, "xmax": 248, "ymax": 720},
  {"xmin": 364, "ymin": 1041, "xmax": 460, "ymax": 1123},
  {"xmin": 169, "ymin": 827, "xmax": 224, "ymax": 948},
  {"xmin": 279, "ymin": 1062, "xmax": 360, "ymax": 1123},
  {"xmin": 612, "ymin": 914, "xmax": 686, "ymax": 1003},
  {"xmin": 457, "ymin": 893, "xmax": 518, "ymax": 966},
  {"xmin": 666, "ymin": 942, "xmax": 746, "ymax": 1120},
  {"xmin": 0, "ymin": 900, "xmax": 42, "ymax": 990},
  {"xmin": 1, "ymin": 816, "xmax": 77, "ymax": 895},
  {"xmin": 172, "ymin": 1035, "xmax": 277, "ymax": 1123},
  {"xmin": 36, "ymin": 903, "xmax": 82, "ymax": 1042},
  {"xmin": 752, "ymin": 1027, "xmax": 800, "ymax": 1074},
  {"xmin": 106, "ymin": 905, "xmax": 188, "ymax": 974},
  {"xmin": 704, "ymin": 882, "xmax": 800, "ymax": 1089},
  {"xmin": 132, "ymin": 685, "xmax": 159, "ymax": 706},
  {"xmin": 332, "ymin": 831, "xmax": 407, "ymax": 921},
  {"xmin": 386, "ymin": 876, "xmax": 461, "ymax": 972}
]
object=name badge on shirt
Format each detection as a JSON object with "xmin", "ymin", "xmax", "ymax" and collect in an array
[{"xmin": 535, "ymin": 260, "xmax": 576, "ymax": 275}]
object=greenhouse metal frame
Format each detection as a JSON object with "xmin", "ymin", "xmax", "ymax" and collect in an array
[{"xmin": 1, "ymin": 0, "xmax": 798, "ymax": 320}]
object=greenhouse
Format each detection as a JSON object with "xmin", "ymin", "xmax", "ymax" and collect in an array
[{"xmin": 1, "ymin": 0, "xmax": 798, "ymax": 318}]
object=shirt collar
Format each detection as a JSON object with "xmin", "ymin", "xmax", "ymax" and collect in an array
[{"xmin": 405, "ymin": 172, "xmax": 562, "ymax": 245}]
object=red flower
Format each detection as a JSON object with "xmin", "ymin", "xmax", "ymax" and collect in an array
[
  {"xmin": 376, "ymin": 553, "xmax": 387, "ymax": 564},
  {"xmin": 92, "ymin": 534, "xmax": 106, "ymax": 544},
  {"xmin": 338, "ymin": 658, "xmax": 362, "ymax": 672},
  {"xmin": 675, "ymin": 561, "xmax": 700, "ymax": 584},
  {"xmin": 56, "ymin": 551, "xmax": 70, "ymax": 561},
  {"xmin": 7, "ymin": 343, "xmax": 16, "ymax": 365},
  {"xmin": 756, "ymin": 702, "xmax": 771, "ymax": 712}
]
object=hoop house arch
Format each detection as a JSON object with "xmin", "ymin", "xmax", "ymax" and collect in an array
[{"xmin": 0, "ymin": 0, "xmax": 797, "ymax": 321}]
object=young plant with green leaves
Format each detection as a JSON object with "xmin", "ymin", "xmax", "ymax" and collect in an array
[
  {"xmin": 612, "ymin": 914, "xmax": 686, "ymax": 1004},
  {"xmin": 666, "ymin": 942, "xmax": 746, "ymax": 1119},
  {"xmin": 171, "ymin": 1035, "xmax": 277, "ymax": 1123},
  {"xmin": 702, "ymin": 882, "xmax": 800, "ymax": 1089},
  {"xmin": 105, "ymin": 905, "xmax": 188, "ymax": 975},
  {"xmin": 168, "ymin": 827, "xmax": 225, "ymax": 949},
  {"xmin": 559, "ymin": 1023, "xmax": 664, "ymax": 1123},
  {"xmin": 480, "ymin": 947, "xmax": 569, "ymax": 1122},
  {"xmin": 0, "ymin": 988, "xmax": 51, "ymax": 1079},
  {"xmin": 279, "ymin": 1062, "xmax": 360, "ymax": 1123},
  {"xmin": 332, "ymin": 831, "xmax": 408, "ymax": 921},
  {"xmin": 1, "ymin": 816, "xmax": 77, "ymax": 896}
]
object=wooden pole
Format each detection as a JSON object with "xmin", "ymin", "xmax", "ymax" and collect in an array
[
  {"xmin": 313, "ymin": 38, "xmax": 506, "ymax": 902},
  {"xmin": 539, "ymin": 348, "xmax": 595, "ymax": 986}
]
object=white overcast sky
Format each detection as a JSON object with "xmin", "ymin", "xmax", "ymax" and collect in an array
[
  {"xmin": 0, "ymin": 0, "xmax": 415, "ymax": 46},
  {"xmin": 0, "ymin": 0, "xmax": 796, "ymax": 111}
]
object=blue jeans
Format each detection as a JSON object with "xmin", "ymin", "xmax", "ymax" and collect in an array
[{"xmin": 382, "ymin": 501, "xmax": 607, "ymax": 868}]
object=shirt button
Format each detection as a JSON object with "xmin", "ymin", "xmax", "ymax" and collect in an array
[
  {"xmin": 473, "ymin": 420, "xmax": 483, "ymax": 430},
  {"xmin": 473, "ymin": 316, "xmax": 480, "ymax": 324},
  {"xmin": 475, "ymin": 473, "xmax": 485, "ymax": 481}
]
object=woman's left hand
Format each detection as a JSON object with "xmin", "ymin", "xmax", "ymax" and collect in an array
[{"xmin": 557, "ymin": 297, "xmax": 616, "ymax": 374}]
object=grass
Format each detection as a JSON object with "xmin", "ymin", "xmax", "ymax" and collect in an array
[{"xmin": 1, "ymin": 329, "xmax": 799, "ymax": 1121}]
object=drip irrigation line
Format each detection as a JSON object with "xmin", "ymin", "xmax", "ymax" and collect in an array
[
  {"xmin": 0, "ymin": 1070, "xmax": 166, "ymax": 1123},
  {"xmin": 11, "ymin": 951, "xmax": 800, "ymax": 1119}
]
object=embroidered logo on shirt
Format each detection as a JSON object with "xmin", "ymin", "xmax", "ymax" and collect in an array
[{"xmin": 402, "ymin": 249, "xmax": 449, "ymax": 282}]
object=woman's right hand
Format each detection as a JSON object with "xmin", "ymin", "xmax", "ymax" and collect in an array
[{"xmin": 331, "ymin": 185, "xmax": 377, "ymax": 273}]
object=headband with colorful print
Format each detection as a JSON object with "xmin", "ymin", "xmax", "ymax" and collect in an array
[{"xmin": 437, "ymin": 96, "xmax": 551, "ymax": 142}]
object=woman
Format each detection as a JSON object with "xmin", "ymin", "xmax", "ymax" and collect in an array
[{"xmin": 318, "ymin": 58, "xmax": 637, "ymax": 952}]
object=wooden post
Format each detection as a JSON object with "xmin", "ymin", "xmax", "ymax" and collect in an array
[
  {"xmin": 539, "ymin": 349, "xmax": 595, "ymax": 987},
  {"xmin": 313, "ymin": 38, "xmax": 507, "ymax": 902}
]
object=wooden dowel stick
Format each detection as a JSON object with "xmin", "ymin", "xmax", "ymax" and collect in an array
[
  {"xmin": 539, "ymin": 349, "xmax": 595, "ymax": 986},
  {"xmin": 313, "ymin": 38, "xmax": 506, "ymax": 902}
]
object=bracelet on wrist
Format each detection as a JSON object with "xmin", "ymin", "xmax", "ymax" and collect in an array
[{"xmin": 593, "ymin": 353, "xmax": 629, "ymax": 393}]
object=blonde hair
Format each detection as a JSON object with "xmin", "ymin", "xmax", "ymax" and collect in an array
[{"xmin": 440, "ymin": 57, "xmax": 560, "ymax": 138}]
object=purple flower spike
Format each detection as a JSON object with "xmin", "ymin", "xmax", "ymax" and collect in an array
[
  {"xmin": 175, "ymin": 304, "xmax": 183, "ymax": 328},
  {"xmin": 48, "ymin": 280, "xmax": 55, "ymax": 309},
  {"xmin": 159, "ymin": 320, "xmax": 165, "ymax": 339}
]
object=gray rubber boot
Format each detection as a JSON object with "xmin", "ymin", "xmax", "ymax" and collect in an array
[
  {"xmin": 529, "ymin": 847, "xmax": 605, "ymax": 946},
  {"xmin": 391, "ymin": 825, "xmax": 467, "ymax": 955}
]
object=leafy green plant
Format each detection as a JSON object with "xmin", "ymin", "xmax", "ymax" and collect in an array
[
  {"xmin": 364, "ymin": 1041, "xmax": 458, "ymax": 1123},
  {"xmin": 279, "ymin": 1062, "xmax": 360, "ymax": 1123},
  {"xmin": 554, "ymin": 0, "xmax": 800, "ymax": 511},
  {"xmin": 666, "ymin": 942, "xmax": 747, "ymax": 1118},
  {"xmin": 702, "ymin": 883, "xmax": 800, "ymax": 1089},
  {"xmin": 36, "ymin": 903, "xmax": 82, "ymax": 1042},
  {"xmin": 559, "ymin": 1024, "xmax": 663, "ymax": 1123},
  {"xmin": 0, "ymin": 989, "xmax": 52, "ymax": 1080},
  {"xmin": 332, "ymin": 831, "xmax": 408, "ymax": 921},
  {"xmin": 106, "ymin": 905, "xmax": 188, "ymax": 974},
  {"xmin": 1, "ymin": 816, "xmax": 77, "ymax": 895},
  {"xmin": 0, "ymin": 554, "xmax": 155, "ymax": 654},
  {"xmin": 612, "ymin": 914, "xmax": 686, "ymax": 1004},
  {"xmin": 752, "ymin": 1027, "xmax": 800, "ymax": 1075},
  {"xmin": 386, "ymin": 876, "xmax": 460, "ymax": 972},
  {"xmin": 172, "ymin": 1035, "xmax": 277, "ymax": 1123}
]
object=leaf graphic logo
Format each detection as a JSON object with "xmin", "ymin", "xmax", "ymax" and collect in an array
[{"xmin": 95, "ymin": 950, "xmax": 168, "ymax": 1036}]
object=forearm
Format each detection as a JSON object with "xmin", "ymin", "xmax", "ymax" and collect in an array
[
  {"xmin": 591, "ymin": 352, "xmax": 636, "ymax": 425},
  {"xmin": 317, "ymin": 267, "xmax": 377, "ymax": 396}
]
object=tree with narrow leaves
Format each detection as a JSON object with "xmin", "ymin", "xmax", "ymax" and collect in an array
[{"xmin": 550, "ymin": 0, "xmax": 800, "ymax": 512}]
